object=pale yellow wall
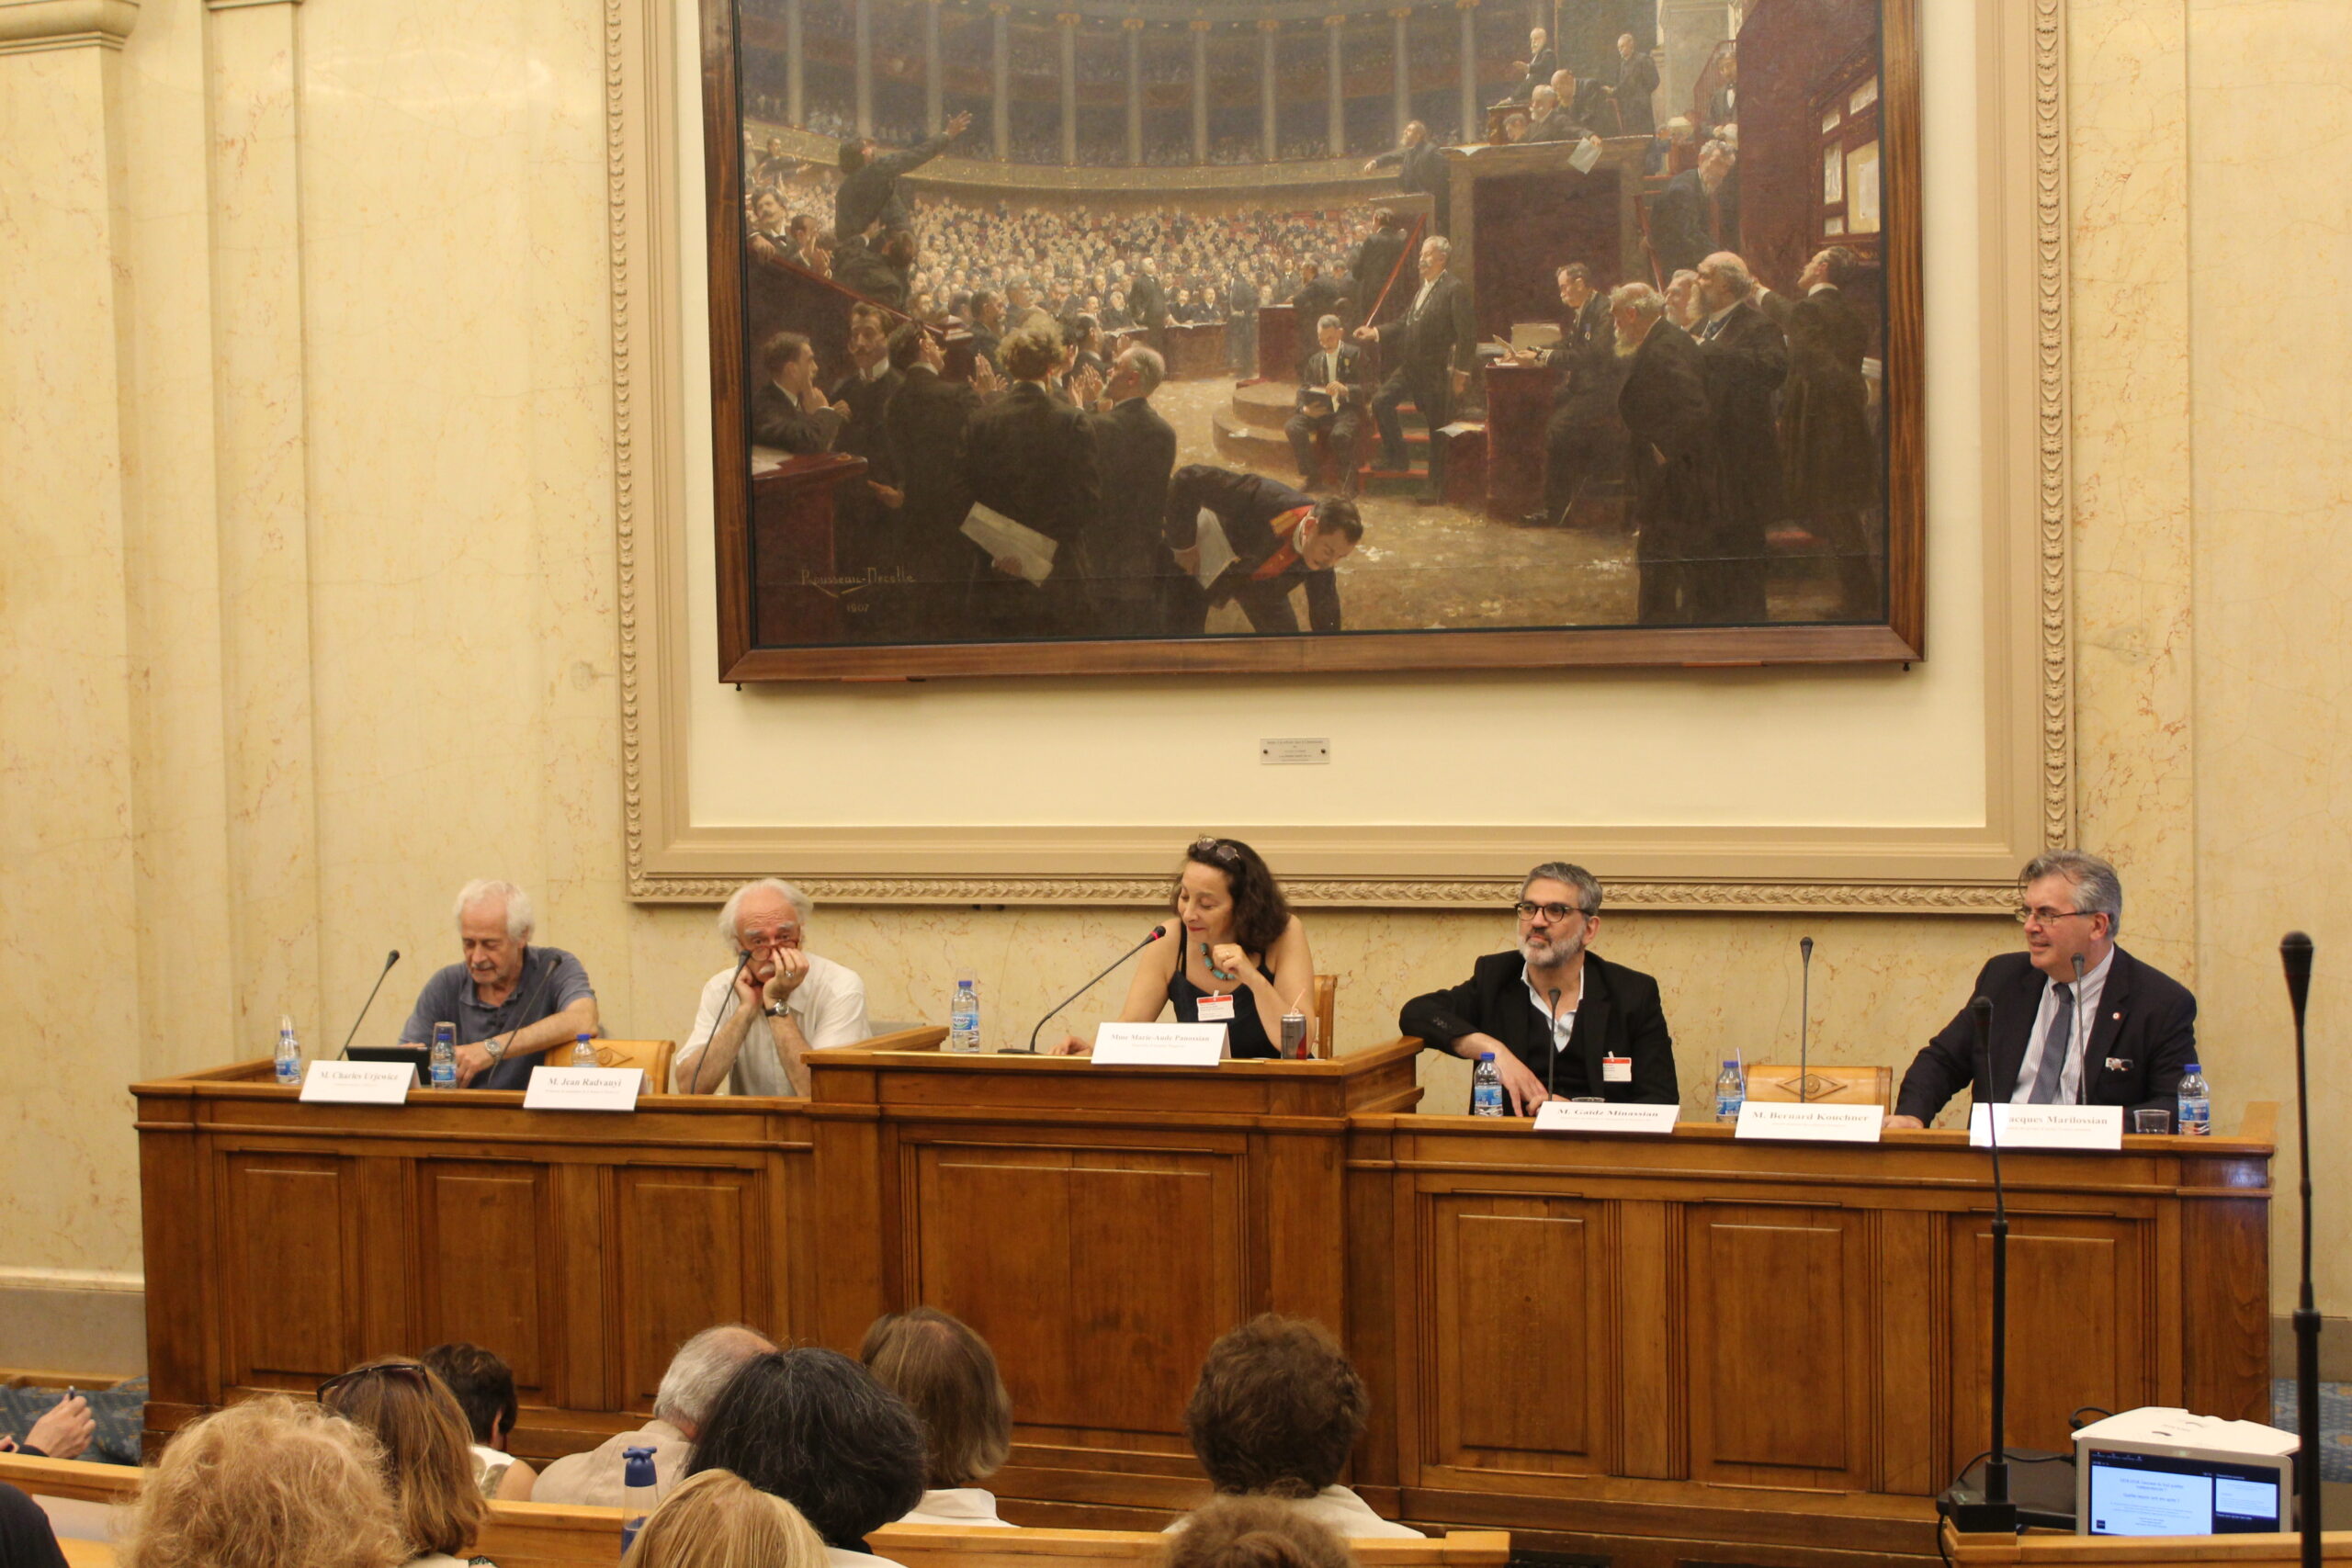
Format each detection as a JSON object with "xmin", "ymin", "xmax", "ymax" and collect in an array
[{"xmin": 0, "ymin": 0, "xmax": 2344, "ymax": 1330}]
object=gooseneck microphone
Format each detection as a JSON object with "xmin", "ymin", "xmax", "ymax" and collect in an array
[
  {"xmin": 2069, "ymin": 952, "xmax": 2087, "ymax": 1104},
  {"xmin": 1012, "ymin": 925, "xmax": 1168, "ymax": 1055},
  {"xmin": 1798, "ymin": 937, "xmax": 1815, "ymax": 1102},
  {"xmin": 685, "ymin": 951, "xmax": 758, "ymax": 1095},
  {"xmin": 2281, "ymin": 932, "xmax": 2320, "ymax": 1564},
  {"xmin": 335, "ymin": 951, "xmax": 402, "ymax": 1060},
  {"xmin": 1545, "ymin": 987, "xmax": 1563, "ymax": 1100},
  {"xmin": 1972, "ymin": 995, "xmax": 2012, "ymax": 1521}
]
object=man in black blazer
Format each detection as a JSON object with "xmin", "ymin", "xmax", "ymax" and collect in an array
[
  {"xmin": 1400, "ymin": 862, "xmax": 1677, "ymax": 1116},
  {"xmin": 1357, "ymin": 234, "xmax": 1476, "ymax": 505},
  {"xmin": 1610, "ymin": 284, "xmax": 1713, "ymax": 624},
  {"xmin": 1889, "ymin": 852, "xmax": 2197, "ymax": 1128},
  {"xmin": 1649, "ymin": 141, "xmax": 1735, "ymax": 279},
  {"xmin": 1127, "ymin": 259, "xmax": 1169, "ymax": 338},
  {"xmin": 1513, "ymin": 264, "xmax": 1621, "ymax": 526},
  {"xmin": 1164, "ymin": 465, "xmax": 1361, "ymax": 636},
  {"xmin": 882, "ymin": 322, "xmax": 982, "ymax": 639},
  {"xmin": 962, "ymin": 323, "xmax": 1100, "ymax": 637},
  {"xmin": 1690, "ymin": 251, "xmax": 1787, "ymax": 624},
  {"xmin": 1081, "ymin": 345, "xmax": 1182, "ymax": 636},
  {"xmin": 834, "ymin": 111, "xmax": 971, "ymax": 241},
  {"xmin": 1284, "ymin": 315, "xmax": 1370, "ymax": 495},
  {"xmin": 1611, "ymin": 34, "xmax": 1660, "ymax": 135},
  {"xmin": 1508, "ymin": 28, "xmax": 1555, "ymax": 105},
  {"xmin": 1350, "ymin": 210, "xmax": 1410, "ymax": 329},
  {"xmin": 1363, "ymin": 120, "xmax": 1451, "ymax": 234}
]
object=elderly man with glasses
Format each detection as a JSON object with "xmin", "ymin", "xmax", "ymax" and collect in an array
[
  {"xmin": 1886, "ymin": 850, "xmax": 2197, "ymax": 1129},
  {"xmin": 674, "ymin": 878, "xmax": 871, "ymax": 1096},
  {"xmin": 1398, "ymin": 862, "xmax": 1677, "ymax": 1116}
]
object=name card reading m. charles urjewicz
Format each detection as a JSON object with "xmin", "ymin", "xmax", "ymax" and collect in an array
[
  {"xmin": 1970, "ymin": 1103, "xmax": 2124, "ymax": 1151},
  {"xmin": 299, "ymin": 1061, "xmax": 415, "ymax": 1105},
  {"xmin": 1736, "ymin": 1101, "xmax": 1884, "ymax": 1143},
  {"xmin": 523, "ymin": 1066, "xmax": 643, "ymax": 1111},
  {"xmin": 1532, "ymin": 1101, "xmax": 1682, "ymax": 1135},
  {"xmin": 1091, "ymin": 1022, "xmax": 1227, "ymax": 1066}
]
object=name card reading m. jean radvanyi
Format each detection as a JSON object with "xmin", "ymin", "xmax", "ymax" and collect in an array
[
  {"xmin": 523, "ymin": 1066, "xmax": 644, "ymax": 1112},
  {"xmin": 1736, "ymin": 1101, "xmax": 1884, "ymax": 1143}
]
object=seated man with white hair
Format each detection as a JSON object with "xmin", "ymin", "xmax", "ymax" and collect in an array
[
  {"xmin": 531, "ymin": 1324, "xmax": 775, "ymax": 1506},
  {"xmin": 675, "ymin": 878, "xmax": 871, "ymax": 1096},
  {"xmin": 397, "ymin": 879, "xmax": 598, "ymax": 1089}
]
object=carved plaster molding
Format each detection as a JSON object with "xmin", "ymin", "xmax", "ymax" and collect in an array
[
  {"xmin": 0, "ymin": 0, "xmax": 138, "ymax": 54},
  {"xmin": 2033, "ymin": 0, "xmax": 2071, "ymax": 848}
]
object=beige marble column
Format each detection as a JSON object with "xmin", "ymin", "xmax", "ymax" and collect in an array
[
  {"xmin": 1189, "ymin": 17, "xmax": 1207, "ymax": 163},
  {"xmin": 1390, "ymin": 6, "xmax": 1409, "ymax": 142},
  {"xmin": 786, "ymin": 0, "xmax": 804, "ymax": 125},
  {"xmin": 1325, "ymin": 14, "xmax": 1344, "ymax": 157},
  {"xmin": 1456, "ymin": 0, "xmax": 1478, "ymax": 141},
  {"xmin": 1057, "ymin": 12, "xmax": 1076, "ymax": 165},
  {"xmin": 924, "ymin": 0, "xmax": 941, "ymax": 134},
  {"xmin": 990, "ymin": 3, "xmax": 1009, "ymax": 159},
  {"xmin": 1123, "ymin": 17, "xmax": 1142, "ymax": 166},
  {"xmin": 1258, "ymin": 18, "xmax": 1277, "ymax": 163},
  {"xmin": 854, "ymin": 0, "xmax": 871, "ymax": 136}
]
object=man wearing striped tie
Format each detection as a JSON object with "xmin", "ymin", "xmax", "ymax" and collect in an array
[{"xmin": 1886, "ymin": 852, "xmax": 2199, "ymax": 1129}]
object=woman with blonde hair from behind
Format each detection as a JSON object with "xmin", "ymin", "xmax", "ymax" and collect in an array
[
  {"xmin": 624, "ymin": 1469, "xmax": 830, "ymax": 1568},
  {"xmin": 860, "ymin": 1307, "xmax": 1016, "ymax": 1527},
  {"xmin": 119, "ymin": 1394, "xmax": 407, "ymax": 1568},
  {"xmin": 318, "ymin": 1359, "xmax": 492, "ymax": 1566}
]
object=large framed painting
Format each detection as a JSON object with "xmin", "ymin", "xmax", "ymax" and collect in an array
[{"xmin": 698, "ymin": 0, "xmax": 1921, "ymax": 681}]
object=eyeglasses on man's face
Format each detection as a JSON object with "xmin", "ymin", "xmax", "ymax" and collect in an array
[
  {"xmin": 2014, "ymin": 906, "xmax": 2098, "ymax": 927},
  {"xmin": 1513, "ymin": 900, "xmax": 1587, "ymax": 924}
]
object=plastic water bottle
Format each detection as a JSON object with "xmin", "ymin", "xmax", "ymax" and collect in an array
[
  {"xmin": 620, "ymin": 1444, "xmax": 659, "ymax": 1553},
  {"xmin": 2177, "ymin": 1064, "xmax": 2211, "ymax": 1137},
  {"xmin": 1470, "ymin": 1053, "xmax": 1506, "ymax": 1116},
  {"xmin": 571, "ymin": 1032, "xmax": 598, "ymax": 1067},
  {"xmin": 430, "ymin": 1021, "xmax": 458, "ymax": 1088},
  {"xmin": 948, "ymin": 972, "xmax": 981, "ymax": 1054},
  {"xmin": 274, "ymin": 1014, "xmax": 302, "ymax": 1087},
  {"xmin": 1714, "ymin": 1058, "xmax": 1746, "ymax": 1122}
]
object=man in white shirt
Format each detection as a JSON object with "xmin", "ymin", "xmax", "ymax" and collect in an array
[
  {"xmin": 675, "ymin": 878, "xmax": 871, "ymax": 1096},
  {"xmin": 533, "ymin": 1324, "xmax": 775, "ymax": 1506}
]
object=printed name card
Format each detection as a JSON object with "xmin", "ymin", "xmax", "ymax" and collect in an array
[
  {"xmin": 300, "ymin": 1061, "xmax": 415, "ymax": 1104},
  {"xmin": 1532, "ymin": 1101, "xmax": 1681, "ymax": 1135},
  {"xmin": 1735, "ymin": 1101, "xmax": 1883, "ymax": 1143},
  {"xmin": 1091, "ymin": 1022, "xmax": 1227, "ymax": 1066},
  {"xmin": 1969, "ymin": 1103, "xmax": 2123, "ymax": 1151},
  {"xmin": 523, "ymin": 1066, "xmax": 644, "ymax": 1111}
]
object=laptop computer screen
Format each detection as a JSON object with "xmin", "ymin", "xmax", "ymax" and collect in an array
[{"xmin": 2084, "ymin": 1449, "xmax": 2284, "ymax": 1536}]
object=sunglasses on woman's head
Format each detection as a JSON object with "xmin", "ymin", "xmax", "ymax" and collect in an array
[{"xmin": 317, "ymin": 1362, "xmax": 429, "ymax": 1404}]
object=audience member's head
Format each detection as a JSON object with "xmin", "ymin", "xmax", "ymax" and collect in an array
[
  {"xmin": 1164, "ymin": 1496, "xmax": 1355, "ymax": 1568},
  {"xmin": 121, "ymin": 1394, "xmax": 406, "ymax": 1568},
  {"xmin": 656, "ymin": 1325, "xmax": 778, "ymax": 1442},
  {"xmin": 1000, "ymin": 324, "xmax": 1065, "ymax": 383},
  {"xmin": 686, "ymin": 1348, "xmax": 927, "ymax": 1550},
  {"xmin": 419, "ymin": 1342, "xmax": 517, "ymax": 1452},
  {"xmin": 1183, "ymin": 1315, "xmax": 1367, "ymax": 1499},
  {"xmin": 622, "ymin": 1469, "xmax": 829, "ymax": 1568},
  {"xmin": 319, "ymin": 1359, "xmax": 486, "ymax": 1562},
  {"xmin": 860, "ymin": 1307, "xmax": 1012, "ymax": 1491},
  {"xmin": 1176, "ymin": 838, "xmax": 1293, "ymax": 956}
]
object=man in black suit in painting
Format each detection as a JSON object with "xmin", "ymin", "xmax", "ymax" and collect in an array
[
  {"xmin": 1127, "ymin": 257, "xmax": 1169, "ymax": 339},
  {"xmin": 1608, "ymin": 283, "xmax": 1713, "ymax": 625},
  {"xmin": 962, "ymin": 323, "xmax": 1099, "ymax": 637},
  {"xmin": 1349, "ymin": 209, "xmax": 1410, "ymax": 329},
  {"xmin": 1283, "ymin": 314, "xmax": 1370, "ymax": 497},
  {"xmin": 1649, "ymin": 140, "xmax": 1736, "ymax": 280},
  {"xmin": 1512, "ymin": 264, "xmax": 1621, "ymax": 527},
  {"xmin": 1163, "ymin": 465, "xmax": 1363, "ymax": 637},
  {"xmin": 1080, "ymin": 344, "xmax": 1182, "ymax": 637},
  {"xmin": 1690, "ymin": 251, "xmax": 1788, "ymax": 624},
  {"xmin": 834, "ymin": 111, "xmax": 972, "ymax": 241},
  {"xmin": 1611, "ymin": 33, "xmax": 1660, "ymax": 136},
  {"xmin": 1508, "ymin": 27, "xmax": 1555, "ymax": 105},
  {"xmin": 1758, "ymin": 245, "xmax": 1882, "ymax": 617},
  {"xmin": 1357, "ymin": 234, "xmax": 1476, "ymax": 506},
  {"xmin": 1363, "ymin": 120, "xmax": 1451, "ymax": 235},
  {"xmin": 750, "ymin": 331, "xmax": 846, "ymax": 457},
  {"xmin": 882, "ymin": 322, "xmax": 983, "ymax": 639},
  {"xmin": 1887, "ymin": 852, "xmax": 2198, "ymax": 1129}
]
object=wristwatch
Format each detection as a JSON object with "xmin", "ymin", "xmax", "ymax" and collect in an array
[
  {"xmin": 763, "ymin": 1001, "xmax": 790, "ymax": 1019},
  {"xmin": 482, "ymin": 1036, "xmax": 509, "ymax": 1062}
]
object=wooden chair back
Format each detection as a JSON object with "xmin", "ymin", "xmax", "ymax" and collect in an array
[
  {"xmin": 1313, "ymin": 973, "xmax": 1338, "ymax": 1057},
  {"xmin": 872, "ymin": 1523, "xmax": 1511, "ymax": 1568},
  {"xmin": 1741, "ymin": 1062, "xmax": 1894, "ymax": 1109},
  {"xmin": 587, "ymin": 1038, "xmax": 675, "ymax": 1093}
]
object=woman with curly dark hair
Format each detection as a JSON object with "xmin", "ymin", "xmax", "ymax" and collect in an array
[{"xmin": 1056, "ymin": 837, "xmax": 1316, "ymax": 1059}]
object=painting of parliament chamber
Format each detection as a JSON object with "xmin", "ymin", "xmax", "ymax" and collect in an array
[{"xmin": 700, "ymin": 0, "xmax": 1921, "ymax": 680}]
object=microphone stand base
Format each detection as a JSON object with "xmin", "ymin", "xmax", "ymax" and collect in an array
[
  {"xmin": 1937, "ymin": 1450, "xmax": 2073, "ymax": 1536},
  {"xmin": 994, "ymin": 1047, "xmax": 1042, "ymax": 1055}
]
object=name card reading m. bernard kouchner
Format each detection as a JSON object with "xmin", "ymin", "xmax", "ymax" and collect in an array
[
  {"xmin": 523, "ymin": 1066, "xmax": 644, "ymax": 1111},
  {"xmin": 1091, "ymin": 1021, "xmax": 1227, "ymax": 1066},
  {"xmin": 300, "ymin": 1060, "xmax": 416, "ymax": 1104},
  {"xmin": 1735, "ymin": 1100, "xmax": 1884, "ymax": 1143}
]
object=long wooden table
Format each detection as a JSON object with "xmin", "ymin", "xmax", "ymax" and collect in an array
[{"xmin": 132, "ymin": 1049, "xmax": 2272, "ymax": 1568}]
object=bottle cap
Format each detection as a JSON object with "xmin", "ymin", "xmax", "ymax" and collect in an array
[
  {"xmin": 578, "ymin": 1032, "xmax": 593, "ymax": 1043},
  {"xmin": 623, "ymin": 1446, "xmax": 659, "ymax": 1484},
  {"xmin": 1477, "ymin": 1052, "xmax": 1495, "ymax": 1062},
  {"xmin": 280, "ymin": 1013, "xmax": 294, "ymax": 1033},
  {"xmin": 2183, "ymin": 1064, "xmax": 2199, "ymax": 1074}
]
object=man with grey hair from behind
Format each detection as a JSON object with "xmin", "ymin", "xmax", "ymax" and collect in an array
[
  {"xmin": 1887, "ymin": 850, "xmax": 2199, "ymax": 1128},
  {"xmin": 397, "ymin": 879, "xmax": 599, "ymax": 1089},
  {"xmin": 674, "ymin": 878, "xmax": 871, "ymax": 1096},
  {"xmin": 531, "ymin": 1325, "xmax": 776, "ymax": 1506}
]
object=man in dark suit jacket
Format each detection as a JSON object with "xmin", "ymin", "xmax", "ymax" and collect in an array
[
  {"xmin": 1759, "ymin": 246, "xmax": 1881, "ymax": 616},
  {"xmin": 882, "ymin": 322, "xmax": 983, "ymax": 639},
  {"xmin": 1889, "ymin": 852, "xmax": 2197, "ymax": 1127},
  {"xmin": 1225, "ymin": 273, "xmax": 1260, "ymax": 374},
  {"xmin": 1509, "ymin": 28, "xmax": 1555, "ymax": 105},
  {"xmin": 1363, "ymin": 121, "xmax": 1450, "ymax": 234},
  {"xmin": 1611, "ymin": 33, "xmax": 1660, "ymax": 135},
  {"xmin": 1516, "ymin": 265, "xmax": 1621, "ymax": 526},
  {"xmin": 830, "ymin": 229, "xmax": 913, "ymax": 311},
  {"xmin": 1127, "ymin": 260, "xmax": 1168, "ymax": 337},
  {"xmin": 1400, "ymin": 861, "xmax": 1677, "ymax": 1115},
  {"xmin": 833, "ymin": 111, "xmax": 971, "ymax": 241},
  {"xmin": 1081, "ymin": 345, "xmax": 1182, "ymax": 636},
  {"xmin": 1690, "ymin": 252, "xmax": 1787, "ymax": 624},
  {"xmin": 965, "ymin": 290, "xmax": 1005, "ymax": 376},
  {"xmin": 750, "ymin": 331, "xmax": 845, "ymax": 456},
  {"xmin": 1290, "ymin": 263, "xmax": 1344, "ymax": 331},
  {"xmin": 1611, "ymin": 286, "xmax": 1713, "ymax": 624},
  {"xmin": 1357, "ymin": 235, "xmax": 1476, "ymax": 505},
  {"xmin": 962, "ymin": 324, "xmax": 1100, "ymax": 637},
  {"xmin": 1649, "ymin": 141, "xmax": 1735, "ymax": 278},
  {"xmin": 1283, "ymin": 316, "xmax": 1370, "ymax": 494},
  {"xmin": 1522, "ymin": 83, "xmax": 1596, "ymax": 144},
  {"xmin": 1349, "ymin": 211, "xmax": 1410, "ymax": 329},
  {"xmin": 1164, "ymin": 465, "xmax": 1361, "ymax": 636}
]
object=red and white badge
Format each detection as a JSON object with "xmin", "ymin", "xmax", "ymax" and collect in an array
[
  {"xmin": 1601, "ymin": 1055, "xmax": 1633, "ymax": 1083},
  {"xmin": 1196, "ymin": 993, "xmax": 1237, "ymax": 1021}
]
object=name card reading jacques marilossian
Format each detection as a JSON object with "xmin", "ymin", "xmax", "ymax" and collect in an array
[
  {"xmin": 1736, "ymin": 1101, "xmax": 1883, "ymax": 1143},
  {"xmin": 1969, "ymin": 1103, "xmax": 2123, "ymax": 1151},
  {"xmin": 523, "ymin": 1066, "xmax": 643, "ymax": 1111},
  {"xmin": 300, "ymin": 1060, "xmax": 416, "ymax": 1105},
  {"xmin": 1091, "ymin": 1022, "xmax": 1227, "ymax": 1066},
  {"xmin": 1532, "ymin": 1101, "xmax": 1681, "ymax": 1135}
]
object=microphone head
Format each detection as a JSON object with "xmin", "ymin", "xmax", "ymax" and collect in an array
[
  {"xmin": 1800, "ymin": 936, "xmax": 1814, "ymax": 960},
  {"xmin": 1146, "ymin": 924, "xmax": 1168, "ymax": 941},
  {"xmin": 385, "ymin": 949, "xmax": 401, "ymax": 968},
  {"xmin": 2072, "ymin": 951, "xmax": 2086, "ymax": 978},
  {"xmin": 2282, "ymin": 931, "xmax": 2314, "ymax": 1013},
  {"xmin": 1969, "ymin": 994, "xmax": 1994, "ymax": 1035}
]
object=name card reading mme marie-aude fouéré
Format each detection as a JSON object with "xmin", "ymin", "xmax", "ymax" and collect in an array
[
  {"xmin": 523, "ymin": 1066, "xmax": 644, "ymax": 1111},
  {"xmin": 300, "ymin": 1060, "xmax": 416, "ymax": 1105},
  {"xmin": 1532, "ymin": 1101, "xmax": 1682, "ymax": 1135},
  {"xmin": 1735, "ymin": 1100, "xmax": 1884, "ymax": 1143},
  {"xmin": 1091, "ymin": 1022, "xmax": 1228, "ymax": 1066},
  {"xmin": 1969, "ymin": 1102, "xmax": 2124, "ymax": 1151}
]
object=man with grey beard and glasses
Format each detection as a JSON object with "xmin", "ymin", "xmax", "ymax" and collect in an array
[{"xmin": 1398, "ymin": 862, "xmax": 1678, "ymax": 1116}]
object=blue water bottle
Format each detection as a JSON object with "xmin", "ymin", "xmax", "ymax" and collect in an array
[
  {"xmin": 1470, "ymin": 1054, "xmax": 1506, "ymax": 1116},
  {"xmin": 2176, "ymin": 1063, "xmax": 2211, "ymax": 1136},
  {"xmin": 275, "ymin": 1014, "xmax": 302, "ymax": 1087},
  {"xmin": 1713, "ymin": 1058, "xmax": 1746, "ymax": 1122},
  {"xmin": 621, "ymin": 1445, "xmax": 659, "ymax": 1553},
  {"xmin": 429, "ymin": 1021, "xmax": 458, "ymax": 1088}
]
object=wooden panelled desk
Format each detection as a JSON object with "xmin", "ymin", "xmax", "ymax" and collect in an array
[{"xmin": 133, "ymin": 1052, "xmax": 2270, "ymax": 1568}]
